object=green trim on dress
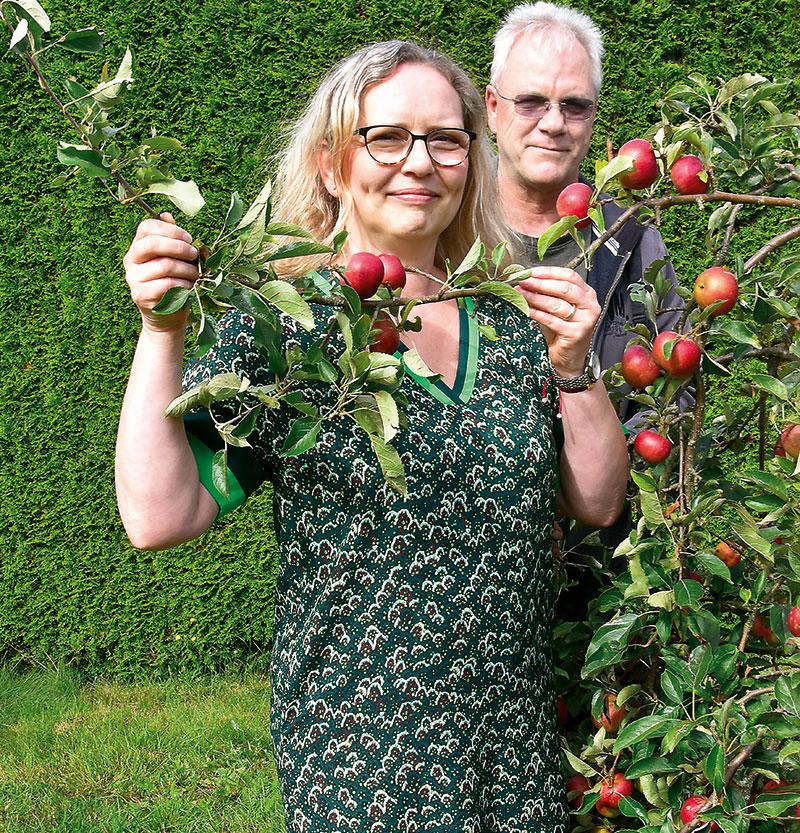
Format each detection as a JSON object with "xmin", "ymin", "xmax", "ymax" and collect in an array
[
  {"xmin": 186, "ymin": 432, "xmax": 246, "ymax": 517},
  {"xmin": 400, "ymin": 297, "xmax": 478, "ymax": 405}
]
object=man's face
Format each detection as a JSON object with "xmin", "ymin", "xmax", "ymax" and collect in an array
[{"xmin": 487, "ymin": 32, "xmax": 596, "ymax": 197}]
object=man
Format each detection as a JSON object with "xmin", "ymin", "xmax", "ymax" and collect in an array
[{"xmin": 487, "ymin": 2, "xmax": 688, "ymax": 619}]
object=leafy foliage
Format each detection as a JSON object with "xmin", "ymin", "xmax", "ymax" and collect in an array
[{"xmin": 0, "ymin": 0, "xmax": 798, "ymax": 696}]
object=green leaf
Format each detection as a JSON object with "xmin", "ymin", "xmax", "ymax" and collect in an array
[
  {"xmin": 731, "ymin": 510, "xmax": 773, "ymax": 559},
  {"xmin": 537, "ymin": 217, "xmax": 575, "ymax": 260},
  {"xmin": 753, "ymin": 792, "xmax": 800, "ymax": 817},
  {"xmin": 715, "ymin": 320, "xmax": 761, "ymax": 348},
  {"xmin": 206, "ymin": 372, "xmax": 247, "ymax": 400},
  {"xmin": 332, "ymin": 229, "xmax": 348, "ymax": 254},
  {"xmin": 774, "ymin": 675, "xmax": 800, "ymax": 718},
  {"xmin": 703, "ymin": 743, "xmax": 725, "ymax": 794},
  {"xmin": 491, "ymin": 242, "xmax": 507, "ymax": 268},
  {"xmin": 401, "ymin": 346, "xmax": 440, "ymax": 380},
  {"xmin": 372, "ymin": 391, "xmax": 399, "ymax": 442},
  {"xmin": 478, "ymin": 281, "xmax": 529, "ymax": 317},
  {"xmin": 236, "ymin": 180, "xmax": 272, "ymax": 230},
  {"xmin": 624, "ymin": 555, "xmax": 650, "ymax": 600},
  {"xmin": 265, "ymin": 221, "xmax": 314, "ymax": 239},
  {"xmin": 640, "ymin": 488, "xmax": 667, "ymax": 529},
  {"xmin": 152, "ymin": 286, "xmax": 191, "ymax": 314},
  {"xmin": 164, "ymin": 387, "xmax": 211, "ymax": 418},
  {"xmin": 648, "ymin": 590, "xmax": 675, "ymax": 610},
  {"xmin": 696, "ymin": 550, "xmax": 732, "ymax": 581},
  {"xmin": 595, "ymin": 153, "xmax": 637, "ymax": 193},
  {"xmin": 264, "ymin": 240, "xmax": 333, "ymax": 261},
  {"xmin": 141, "ymin": 136, "xmax": 183, "ymax": 152},
  {"xmin": 9, "ymin": 0, "xmax": 50, "ymax": 31},
  {"xmin": 9, "ymin": 18, "xmax": 29, "ymax": 51},
  {"xmin": 56, "ymin": 26, "xmax": 103, "ymax": 53},
  {"xmin": 260, "ymin": 280, "xmax": 315, "ymax": 331},
  {"xmin": 614, "ymin": 716, "xmax": 676, "ymax": 753},
  {"xmin": 211, "ymin": 448, "xmax": 229, "ymax": 499},
  {"xmin": 750, "ymin": 373, "xmax": 789, "ymax": 401},
  {"xmin": 90, "ymin": 46, "xmax": 133, "ymax": 108},
  {"xmin": 561, "ymin": 746, "xmax": 601, "ymax": 778},
  {"xmin": 369, "ymin": 435, "xmax": 407, "ymax": 496},
  {"xmin": 583, "ymin": 613, "xmax": 640, "ymax": 678},
  {"xmin": 56, "ymin": 144, "xmax": 110, "ymax": 178},
  {"xmin": 624, "ymin": 757, "xmax": 682, "ymax": 779},
  {"xmin": 477, "ymin": 324, "xmax": 499, "ymax": 341},
  {"xmin": 231, "ymin": 407, "xmax": 261, "ymax": 440},
  {"xmin": 761, "ymin": 295, "xmax": 798, "ymax": 319},
  {"xmin": 146, "ymin": 179, "xmax": 205, "ymax": 217},
  {"xmin": 618, "ymin": 796, "xmax": 650, "ymax": 824},
  {"xmin": 452, "ymin": 236, "xmax": 484, "ymax": 277},
  {"xmin": 279, "ymin": 417, "xmax": 322, "ymax": 457},
  {"xmin": 631, "ymin": 470, "xmax": 658, "ymax": 493},
  {"xmin": 740, "ymin": 470, "xmax": 790, "ymax": 501},
  {"xmin": 675, "ymin": 579, "xmax": 704, "ymax": 607}
]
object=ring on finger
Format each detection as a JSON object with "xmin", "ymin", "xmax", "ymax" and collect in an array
[{"xmin": 563, "ymin": 302, "xmax": 577, "ymax": 321}]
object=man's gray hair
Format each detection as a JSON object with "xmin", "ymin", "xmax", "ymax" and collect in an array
[{"xmin": 490, "ymin": 2, "xmax": 605, "ymax": 96}]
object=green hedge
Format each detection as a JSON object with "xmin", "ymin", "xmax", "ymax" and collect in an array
[{"xmin": 1, "ymin": 0, "xmax": 797, "ymax": 677}]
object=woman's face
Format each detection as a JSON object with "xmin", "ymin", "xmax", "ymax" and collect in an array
[{"xmin": 327, "ymin": 63, "xmax": 470, "ymax": 261}]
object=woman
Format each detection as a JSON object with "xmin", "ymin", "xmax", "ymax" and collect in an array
[{"xmin": 117, "ymin": 41, "xmax": 627, "ymax": 832}]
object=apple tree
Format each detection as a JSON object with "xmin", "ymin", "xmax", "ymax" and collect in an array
[{"xmin": 551, "ymin": 72, "xmax": 800, "ymax": 833}]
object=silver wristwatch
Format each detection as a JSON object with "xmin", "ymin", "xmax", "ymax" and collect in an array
[{"xmin": 547, "ymin": 350, "xmax": 601, "ymax": 392}]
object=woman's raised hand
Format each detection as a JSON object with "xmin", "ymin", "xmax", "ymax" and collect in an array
[
  {"xmin": 122, "ymin": 212, "xmax": 199, "ymax": 333},
  {"xmin": 516, "ymin": 267, "xmax": 601, "ymax": 378}
]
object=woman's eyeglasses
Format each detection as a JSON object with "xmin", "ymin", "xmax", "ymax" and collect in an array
[
  {"xmin": 493, "ymin": 89, "xmax": 595, "ymax": 122},
  {"xmin": 353, "ymin": 125, "xmax": 476, "ymax": 167}
]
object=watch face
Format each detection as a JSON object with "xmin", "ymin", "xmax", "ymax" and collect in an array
[{"xmin": 588, "ymin": 350, "xmax": 601, "ymax": 380}]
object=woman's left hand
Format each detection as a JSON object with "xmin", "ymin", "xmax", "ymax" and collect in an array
[{"xmin": 516, "ymin": 267, "xmax": 600, "ymax": 376}]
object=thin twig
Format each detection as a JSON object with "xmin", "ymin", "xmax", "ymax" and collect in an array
[{"xmin": 743, "ymin": 223, "xmax": 800, "ymax": 273}]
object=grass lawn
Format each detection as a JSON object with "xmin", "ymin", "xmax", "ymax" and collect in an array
[{"xmin": 0, "ymin": 669, "xmax": 286, "ymax": 832}]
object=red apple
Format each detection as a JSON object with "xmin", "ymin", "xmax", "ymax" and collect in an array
[
  {"xmin": 621, "ymin": 344, "xmax": 661, "ymax": 388},
  {"xmin": 556, "ymin": 696, "xmax": 568, "ymax": 727},
  {"xmin": 618, "ymin": 139, "xmax": 658, "ymax": 190},
  {"xmin": 763, "ymin": 779, "xmax": 788, "ymax": 792},
  {"xmin": 556, "ymin": 182, "xmax": 593, "ymax": 229},
  {"xmin": 694, "ymin": 267, "xmax": 738, "ymax": 316},
  {"xmin": 750, "ymin": 614, "xmax": 779, "ymax": 645},
  {"xmin": 780, "ymin": 424, "xmax": 800, "ymax": 459},
  {"xmin": 378, "ymin": 253, "xmax": 406, "ymax": 291},
  {"xmin": 686, "ymin": 571, "xmax": 703, "ymax": 582},
  {"xmin": 715, "ymin": 541, "xmax": 741, "ymax": 568},
  {"xmin": 787, "ymin": 606, "xmax": 800, "ymax": 637},
  {"xmin": 566, "ymin": 775, "xmax": 590, "ymax": 809},
  {"xmin": 369, "ymin": 315, "xmax": 400, "ymax": 354},
  {"xmin": 670, "ymin": 154, "xmax": 709, "ymax": 195},
  {"xmin": 591, "ymin": 693, "xmax": 628, "ymax": 733},
  {"xmin": 597, "ymin": 772, "xmax": 634, "ymax": 818},
  {"xmin": 652, "ymin": 331, "xmax": 701, "ymax": 379},
  {"xmin": 634, "ymin": 430, "xmax": 672, "ymax": 465},
  {"xmin": 681, "ymin": 796, "xmax": 717, "ymax": 831},
  {"xmin": 343, "ymin": 252, "xmax": 384, "ymax": 299}
]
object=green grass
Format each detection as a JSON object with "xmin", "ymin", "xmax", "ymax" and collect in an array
[{"xmin": 0, "ymin": 670, "xmax": 285, "ymax": 832}]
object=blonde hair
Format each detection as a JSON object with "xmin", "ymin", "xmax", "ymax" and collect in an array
[
  {"xmin": 491, "ymin": 2, "xmax": 605, "ymax": 96},
  {"xmin": 272, "ymin": 40, "xmax": 509, "ymax": 272}
]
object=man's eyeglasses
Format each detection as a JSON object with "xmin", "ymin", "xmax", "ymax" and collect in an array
[
  {"xmin": 353, "ymin": 125, "xmax": 476, "ymax": 167},
  {"xmin": 492, "ymin": 89, "xmax": 595, "ymax": 122}
]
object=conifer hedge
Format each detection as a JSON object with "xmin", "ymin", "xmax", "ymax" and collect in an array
[{"xmin": 0, "ymin": 0, "xmax": 797, "ymax": 676}]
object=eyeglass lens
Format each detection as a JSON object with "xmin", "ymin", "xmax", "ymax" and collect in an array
[
  {"xmin": 513, "ymin": 94, "xmax": 594, "ymax": 121},
  {"xmin": 362, "ymin": 126, "xmax": 472, "ymax": 166}
]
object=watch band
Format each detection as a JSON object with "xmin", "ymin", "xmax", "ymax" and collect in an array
[{"xmin": 546, "ymin": 351, "xmax": 599, "ymax": 393}]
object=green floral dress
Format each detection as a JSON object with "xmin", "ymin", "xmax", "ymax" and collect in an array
[{"xmin": 183, "ymin": 295, "xmax": 568, "ymax": 833}]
